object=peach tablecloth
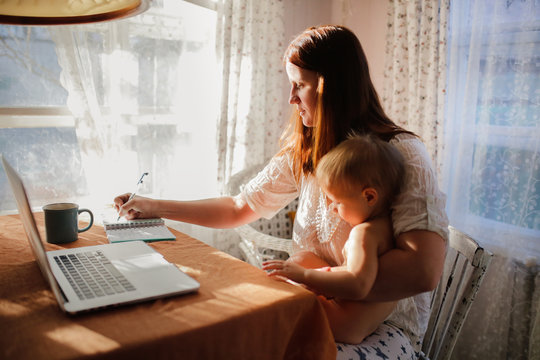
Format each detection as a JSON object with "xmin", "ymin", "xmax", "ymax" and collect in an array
[{"xmin": 0, "ymin": 213, "xmax": 336, "ymax": 359}]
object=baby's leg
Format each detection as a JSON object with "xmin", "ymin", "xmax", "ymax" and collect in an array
[{"xmin": 319, "ymin": 297, "xmax": 397, "ymax": 344}]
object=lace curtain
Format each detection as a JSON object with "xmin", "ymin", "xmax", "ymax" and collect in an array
[
  {"xmin": 384, "ymin": 0, "xmax": 539, "ymax": 358},
  {"xmin": 50, "ymin": 25, "xmax": 130, "ymax": 201},
  {"xmin": 443, "ymin": 0, "xmax": 539, "ymax": 358}
]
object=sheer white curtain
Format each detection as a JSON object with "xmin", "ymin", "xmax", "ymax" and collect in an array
[
  {"xmin": 382, "ymin": 0, "xmax": 449, "ymax": 175},
  {"xmin": 443, "ymin": 0, "xmax": 539, "ymax": 263},
  {"xmin": 49, "ymin": 1, "xmax": 221, "ymax": 243},
  {"xmin": 443, "ymin": 0, "xmax": 539, "ymax": 358},
  {"xmin": 50, "ymin": 23, "xmax": 137, "ymax": 203}
]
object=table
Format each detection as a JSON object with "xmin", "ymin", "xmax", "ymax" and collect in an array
[{"xmin": 0, "ymin": 213, "xmax": 336, "ymax": 359}]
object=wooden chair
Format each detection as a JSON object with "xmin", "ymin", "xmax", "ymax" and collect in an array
[
  {"xmin": 420, "ymin": 226, "xmax": 493, "ymax": 360},
  {"xmin": 226, "ymin": 164, "xmax": 296, "ymax": 267}
]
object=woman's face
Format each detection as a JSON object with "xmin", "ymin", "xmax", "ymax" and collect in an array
[{"xmin": 286, "ymin": 61, "xmax": 319, "ymax": 127}]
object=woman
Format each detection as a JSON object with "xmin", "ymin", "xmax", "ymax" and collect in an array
[{"xmin": 115, "ymin": 25, "xmax": 448, "ymax": 359}]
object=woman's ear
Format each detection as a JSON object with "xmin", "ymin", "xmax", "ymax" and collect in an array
[{"xmin": 362, "ymin": 187, "xmax": 378, "ymax": 207}]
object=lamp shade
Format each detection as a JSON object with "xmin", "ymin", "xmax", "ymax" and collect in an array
[{"xmin": 0, "ymin": 0, "xmax": 149, "ymax": 25}]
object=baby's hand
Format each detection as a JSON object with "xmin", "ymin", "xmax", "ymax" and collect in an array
[{"xmin": 262, "ymin": 259, "xmax": 306, "ymax": 283}]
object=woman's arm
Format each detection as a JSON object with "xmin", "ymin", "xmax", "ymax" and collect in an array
[
  {"xmin": 114, "ymin": 194, "xmax": 260, "ymax": 229},
  {"xmin": 366, "ymin": 136, "xmax": 448, "ymax": 302},
  {"xmin": 362, "ymin": 229, "xmax": 446, "ymax": 302}
]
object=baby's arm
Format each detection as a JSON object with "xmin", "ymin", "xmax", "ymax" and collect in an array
[{"xmin": 263, "ymin": 219, "xmax": 389, "ymax": 300}]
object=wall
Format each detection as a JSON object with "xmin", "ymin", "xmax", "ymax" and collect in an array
[
  {"xmin": 334, "ymin": 0, "xmax": 389, "ymax": 94},
  {"xmin": 280, "ymin": 0, "xmax": 334, "ymax": 124},
  {"xmin": 282, "ymin": 0, "xmax": 389, "ymax": 102}
]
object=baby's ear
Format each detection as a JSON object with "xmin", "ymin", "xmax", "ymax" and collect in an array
[{"xmin": 362, "ymin": 187, "xmax": 378, "ymax": 206}]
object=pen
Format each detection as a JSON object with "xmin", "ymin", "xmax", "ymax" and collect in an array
[{"xmin": 117, "ymin": 172, "xmax": 149, "ymax": 221}]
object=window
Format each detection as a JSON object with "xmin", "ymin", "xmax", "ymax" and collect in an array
[
  {"xmin": 0, "ymin": 0, "xmax": 219, "ymax": 216},
  {"xmin": 444, "ymin": 0, "xmax": 539, "ymax": 259},
  {"xmin": 0, "ymin": 26, "xmax": 77, "ymax": 211}
]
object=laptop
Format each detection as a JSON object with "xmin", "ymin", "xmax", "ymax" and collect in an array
[{"xmin": 1, "ymin": 155, "xmax": 200, "ymax": 315}]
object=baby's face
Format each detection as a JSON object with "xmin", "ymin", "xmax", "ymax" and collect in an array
[{"xmin": 323, "ymin": 185, "xmax": 373, "ymax": 226}]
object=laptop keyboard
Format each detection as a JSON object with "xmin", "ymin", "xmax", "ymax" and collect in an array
[{"xmin": 53, "ymin": 250, "xmax": 136, "ymax": 300}]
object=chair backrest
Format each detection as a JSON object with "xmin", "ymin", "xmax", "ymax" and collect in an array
[
  {"xmin": 226, "ymin": 163, "xmax": 298, "ymax": 266},
  {"xmin": 226, "ymin": 163, "xmax": 298, "ymax": 239},
  {"xmin": 421, "ymin": 226, "xmax": 493, "ymax": 360},
  {"xmin": 226, "ymin": 163, "xmax": 266, "ymax": 196}
]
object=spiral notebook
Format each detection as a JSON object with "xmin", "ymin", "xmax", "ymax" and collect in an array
[{"xmin": 103, "ymin": 218, "xmax": 176, "ymax": 243}]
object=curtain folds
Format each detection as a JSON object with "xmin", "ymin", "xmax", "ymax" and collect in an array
[
  {"xmin": 382, "ymin": 0, "xmax": 449, "ymax": 176},
  {"xmin": 50, "ymin": 24, "xmax": 134, "ymax": 205},
  {"xmin": 443, "ymin": 0, "xmax": 539, "ymax": 261},
  {"xmin": 49, "ymin": 2, "xmax": 223, "ymax": 248},
  {"xmin": 443, "ymin": 1, "xmax": 539, "ymax": 358},
  {"xmin": 212, "ymin": 0, "xmax": 286, "ymax": 257},
  {"xmin": 215, "ymin": 0, "xmax": 286, "ymax": 193}
]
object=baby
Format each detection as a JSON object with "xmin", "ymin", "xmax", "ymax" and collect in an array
[{"xmin": 263, "ymin": 133, "xmax": 405, "ymax": 343}]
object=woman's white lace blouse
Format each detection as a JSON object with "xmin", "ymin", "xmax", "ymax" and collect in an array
[{"xmin": 239, "ymin": 133, "xmax": 449, "ymax": 349}]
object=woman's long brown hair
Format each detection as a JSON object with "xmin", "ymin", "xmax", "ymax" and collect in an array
[{"xmin": 280, "ymin": 25, "xmax": 414, "ymax": 178}]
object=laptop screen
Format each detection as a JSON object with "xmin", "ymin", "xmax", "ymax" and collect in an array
[{"xmin": 1, "ymin": 155, "xmax": 65, "ymax": 300}]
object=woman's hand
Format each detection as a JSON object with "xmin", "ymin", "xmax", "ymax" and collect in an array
[{"xmin": 113, "ymin": 193, "xmax": 159, "ymax": 220}]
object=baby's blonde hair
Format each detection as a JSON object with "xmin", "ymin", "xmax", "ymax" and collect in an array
[{"xmin": 315, "ymin": 133, "xmax": 405, "ymax": 213}]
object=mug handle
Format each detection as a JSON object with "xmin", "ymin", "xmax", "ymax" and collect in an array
[{"xmin": 78, "ymin": 208, "xmax": 94, "ymax": 233}]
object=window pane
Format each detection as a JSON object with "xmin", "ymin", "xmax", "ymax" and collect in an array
[
  {"xmin": 0, "ymin": 128, "xmax": 86, "ymax": 210},
  {"xmin": 445, "ymin": 0, "xmax": 540, "ymax": 258},
  {"xmin": 0, "ymin": 26, "xmax": 79, "ymax": 211},
  {"xmin": 470, "ymin": 143, "xmax": 539, "ymax": 231},
  {"xmin": 477, "ymin": 56, "xmax": 540, "ymax": 127},
  {"xmin": 0, "ymin": 27, "xmax": 67, "ymax": 106}
]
